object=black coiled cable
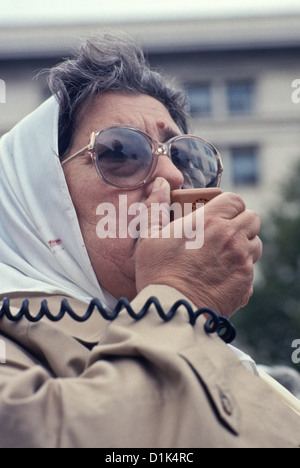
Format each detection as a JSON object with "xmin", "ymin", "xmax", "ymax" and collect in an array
[{"xmin": 0, "ymin": 296, "xmax": 236, "ymax": 344}]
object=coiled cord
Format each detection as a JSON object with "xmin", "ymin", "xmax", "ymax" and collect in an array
[{"xmin": 0, "ymin": 296, "xmax": 236, "ymax": 344}]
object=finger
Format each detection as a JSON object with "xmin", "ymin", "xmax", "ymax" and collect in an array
[
  {"xmin": 249, "ymin": 235, "xmax": 263, "ymax": 264},
  {"xmin": 146, "ymin": 177, "xmax": 171, "ymax": 206},
  {"xmin": 233, "ymin": 210, "xmax": 262, "ymax": 240},
  {"xmin": 140, "ymin": 177, "xmax": 171, "ymax": 238},
  {"xmin": 240, "ymin": 285, "xmax": 254, "ymax": 309},
  {"xmin": 205, "ymin": 192, "xmax": 246, "ymax": 220}
]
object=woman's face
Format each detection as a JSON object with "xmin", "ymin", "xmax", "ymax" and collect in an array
[{"xmin": 63, "ymin": 92, "xmax": 184, "ymax": 300}]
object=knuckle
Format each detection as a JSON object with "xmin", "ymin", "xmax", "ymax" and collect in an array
[
  {"xmin": 244, "ymin": 258, "xmax": 255, "ymax": 278},
  {"xmin": 224, "ymin": 232, "xmax": 254, "ymax": 268},
  {"xmin": 225, "ymin": 192, "xmax": 246, "ymax": 212},
  {"xmin": 223, "ymin": 227, "xmax": 242, "ymax": 251},
  {"xmin": 247, "ymin": 209, "xmax": 262, "ymax": 228}
]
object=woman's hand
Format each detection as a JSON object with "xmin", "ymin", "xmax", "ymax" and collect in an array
[{"xmin": 135, "ymin": 178, "xmax": 263, "ymax": 318}]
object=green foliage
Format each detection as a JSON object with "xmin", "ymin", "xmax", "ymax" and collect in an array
[{"xmin": 232, "ymin": 160, "xmax": 300, "ymax": 370}]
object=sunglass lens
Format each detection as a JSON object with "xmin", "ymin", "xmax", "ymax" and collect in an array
[
  {"xmin": 171, "ymin": 139, "xmax": 220, "ymax": 188},
  {"xmin": 94, "ymin": 128, "xmax": 153, "ymax": 187}
]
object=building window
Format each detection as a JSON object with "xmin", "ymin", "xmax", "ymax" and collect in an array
[
  {"xmin": 186, "ymin": 84, "xmax": 212, "ymax": 117},
  {"xmin": 231, "ymin": 146, "xmax": 259, "ymax": 186},
  {"xmin": 226, "ymin": 81, "xmax": 255, "ymax": 115}
]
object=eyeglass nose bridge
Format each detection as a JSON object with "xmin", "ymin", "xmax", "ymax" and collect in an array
[{"xmin": 155, "ymin": 143, "xmax": 169, "ymax": 159}]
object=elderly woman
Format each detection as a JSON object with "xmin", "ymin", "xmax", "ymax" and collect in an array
[{"xmin": 0, "ymin": 33, "xmax": 299, "ymax": 448}]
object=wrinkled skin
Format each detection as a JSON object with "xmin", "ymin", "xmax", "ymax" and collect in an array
[{"xmin": 63, "ymin": 92, "xmax": 263, "ymax": 317}]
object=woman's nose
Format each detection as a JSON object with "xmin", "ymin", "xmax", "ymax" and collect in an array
[{"xmin": 153, "ymin": 155, "xmax": 184, "ymax": 191}]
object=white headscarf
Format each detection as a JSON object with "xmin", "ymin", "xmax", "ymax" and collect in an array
[{"xmin": 0, "ymin": 97, "xmax": 116, "ymax": 308}]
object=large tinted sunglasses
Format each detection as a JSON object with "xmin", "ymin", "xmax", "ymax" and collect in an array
[{"xmin": 62, "ymin": 125, "xmax": 223, "ymax": 190}]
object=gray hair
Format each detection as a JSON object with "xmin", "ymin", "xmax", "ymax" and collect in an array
[{"xmin": 47, "ymin": 33, "xmax": 190, "ymax": 157}]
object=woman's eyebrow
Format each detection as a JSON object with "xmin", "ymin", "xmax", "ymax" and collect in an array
[{"xmin": 159, "ymin": 127, "xmax": 181, "ymax": 142}]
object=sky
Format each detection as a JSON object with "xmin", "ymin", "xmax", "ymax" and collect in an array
[{"xmin": 1, "ymin": 0, "xmax": 300, "ymax": 26}]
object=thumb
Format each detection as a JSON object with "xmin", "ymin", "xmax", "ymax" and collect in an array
[
  {"xmin": 150, "ymin": 177, "xmax": 171, "ymax": 204},
  {"xmin": 140, "ymin": 177, "xmax": 171, "ymax": 239}
]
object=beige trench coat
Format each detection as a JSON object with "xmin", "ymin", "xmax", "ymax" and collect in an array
[{"xmin": 0, "ymin": 285, "xmax": 299, "ymax": 448}]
